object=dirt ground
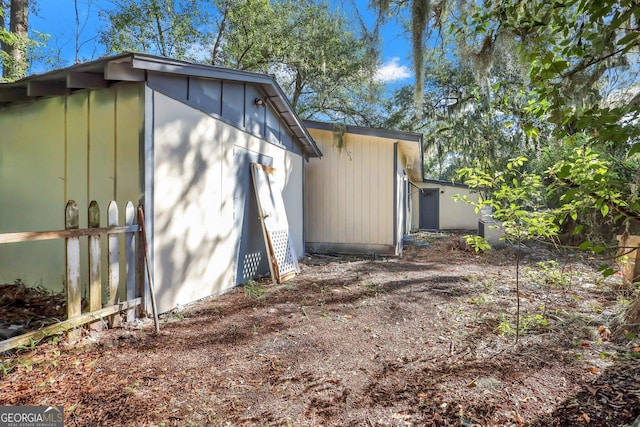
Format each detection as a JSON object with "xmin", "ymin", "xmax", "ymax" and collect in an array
[{"xmin": 1, "ymin": 232, "xmax": 640, "ymax": 426}]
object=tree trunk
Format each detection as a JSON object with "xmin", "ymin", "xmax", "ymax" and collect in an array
[
  {"xmin": 3, "ymin": 0, "xmax": 28, "ymax": 80},
  {"xmin": 613, "ymin": 295, "xmax": 640, "ymax": 342},
  {"xmin": 211, "ymin": 5, "xmax": 228, "ymax": 65},
  {"xmin": 1, "ymin": 1, "xmax": 7, "ymax": 76}
]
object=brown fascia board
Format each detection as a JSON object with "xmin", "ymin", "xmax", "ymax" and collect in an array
[
  {"xmin": 104, "ymin": 62, "xmax": 146, "ymax": 82},
  {"xmin": 67, "ymin": 72, "xmax": 109, "ymax": 88},
  {"xmin": 27, "ymin": 80, "xmax": 71, "ymax": 97},
  {"xmin": 0, "ymin": 86, "xmax": 28, "ymax": 103}
]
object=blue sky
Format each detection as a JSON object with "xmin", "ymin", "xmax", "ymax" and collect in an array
[{"xmin": 29, "ymin": 0, "xmax": 413, "ymax": 86}]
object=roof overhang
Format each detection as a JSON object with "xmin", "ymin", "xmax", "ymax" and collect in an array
[
  {"xmin": 304, "ymin": 120, "xmax": 423, "ymax": 182},
  {"xmin": 0, "ymin": 52, "xmax": 321, "ymax": 158}
]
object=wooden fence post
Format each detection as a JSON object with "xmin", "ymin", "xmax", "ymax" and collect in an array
[
  {"xmin": 107, "ymin": 201, "xmax": 120, "ymax": 327},
  {"xmin": 125, "ymin": 202, "xmax": 137, "ymax": 321},
  {"xmin": 88, "ymin": 201, "xmax": 102, "ymax": 313},
  {"xmin": 0, "ymin": 200, "xmax": 145, "ymax": 351},
  {"xmin": 136, "ymin": 204, "xmax": 146, "ymax": 317},
  {"xmin": 65, "ymin": 201, "xmax": 81, "ymax": 342}
]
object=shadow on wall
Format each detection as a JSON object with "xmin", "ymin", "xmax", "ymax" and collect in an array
[{"xmin": 153, "ymin": 116, "xmax": 236, "ymax": 312}]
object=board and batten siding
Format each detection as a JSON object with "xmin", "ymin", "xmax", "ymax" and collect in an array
[
  {"xmin": 146, "ymin": 72, "xmax": 300, "ymax": 155},
  {"xmin": 0, "ymin": 83, "xmax": 144, "ymax": 294},
  {"xmin": 305, "ymin": 128, "xmax": 396, "ymax": 254},
  {"xmin": 151, "ymin": 91, "xmax": 304, "ymax": 313}
]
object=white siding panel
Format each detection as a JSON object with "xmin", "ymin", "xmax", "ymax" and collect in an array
[
  {"xmin": 245, "ymin": 85, "xmax": 265, "ymax": 138},
  {"xmin": 115, "ymin": 84, "xmax": 143, "ymax": 206},
  {"xmin": 66, "ymin": 92, "xmax": 89, "ymax": 218},
  {"xmin": 0, "ymin": 98, "xmax": 68, "ymax": 291},
  {"xmin": 115, "ymin": 84, "xmax": 144, "ymax": 300},
  {"xmin": 66, "ymin": 92, "xmax": 90, "ymax": 297},
  {"xmin": 304, "ymin": 129, "xmax": 397, "ymax": 253},
  {"xmin": 152, "ymin": 92, "xmax": 303, "ymax": 313},
  {"xmin": 281, "ymin": 151, "xmax": 304, "ymax": 257},
  {"xmin": 438, "ymin": 186, "xmax": 479, "ymax": 229},
  {"xmin": 352, "ymin": 135, "xmax": 363, "ymax": 245},
  {"xmin": 412, "ymin": 182, "xmax": 480, "ymax": 231},
  {"xmin": 221, "ymin": 81, "xmax": 244, "ymax": 129},
  {"xmin": 188, "ymin": 77, "xmax": 222, "ymax": 116},
  {"xmin": 153, "ymin": 93, "xmax": 229, "ymax": 313},
  {"xmin": 0, "ymin": 84, "xmax": 140, "ymax": 295},
  {"xmin": 88, "ymin": 89, "xmax": 116, "ymax": 211}
]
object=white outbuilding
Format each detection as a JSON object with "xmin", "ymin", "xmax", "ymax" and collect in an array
[
  {"xmin": 0, "ymin": 52, "xmax": 321, "ymax": 314},
  {"xmin": 303, "ymin": 121, "xmax": 423, "ymax": 255}
]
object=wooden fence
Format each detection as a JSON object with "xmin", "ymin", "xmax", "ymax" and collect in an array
[{"xmin": 0, "ymin": 200, "xmax": 144, "ymax": 352}]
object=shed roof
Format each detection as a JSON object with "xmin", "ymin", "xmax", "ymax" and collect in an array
[
  {"xmin": 0, "ymin": 52, "xmax": 321, "ymax": 158},
  {"xmin": 304, "ymin": 120, "xmax": 423, "ymax": 182},
  {"xmin": 421, "ymin": 179, "xmax": 470, "ymax": 188}
]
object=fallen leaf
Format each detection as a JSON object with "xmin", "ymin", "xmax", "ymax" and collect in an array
[
  {"xmin": 587, "ymin": 367, "xmax": 600, "ymax": 373},
  {"xmin": 343, "ymin": 314, "xmax": 353, "ymax": 319},
  {"xmin": 598, "ymin": 325, "xmax": 610, "ymax": 341},
  {"xmin": 582, "ymin": 412, "xmax": 590, "ymax": 423},
  {"xmin": 466, "ymin": 381, "xmax": 477, "ymax": 388},
  {"xmin": 417, "ymin": 392, "xmax": 427, "ymax": 398},
  {"xmin": 632, "ymin": 346, "xmax": 640, "ymax": 353}
]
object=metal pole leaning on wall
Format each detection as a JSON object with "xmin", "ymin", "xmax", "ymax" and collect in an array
[{"xmin": 137, "ymin": 205, "xmax": 160, "ymax": 333}]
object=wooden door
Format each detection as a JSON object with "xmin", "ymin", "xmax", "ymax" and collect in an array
[{"xmin": 250, "ymin": 163, "xmax": 299, "ymax": 283}]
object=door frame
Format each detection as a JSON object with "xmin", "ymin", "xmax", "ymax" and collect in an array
[{"xmin": 419, "ymin": 188, "xmax": 439, "ymax": 230}]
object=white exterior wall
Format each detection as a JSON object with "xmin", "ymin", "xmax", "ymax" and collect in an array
[
  {"xmin": 395, "ymin": 145, "xmax": 408, "ymax": 255},
  {"xmin": 0, "ymin": 85, "xmax": 143, "ymax": 293},
  {"xmin": 410, "ymin": 187, "xmax": 419, "ymax": 231},
  {"xmin": 304, "ymin": 128, "xmax": 396, "ymax": 254},
  {"xmin": 410, "ymin": 182, "xmax": 479, "ymax": 231},
  {"xmin": 152, "ymin": 92, "xmax": 303, "ymax": 313}
]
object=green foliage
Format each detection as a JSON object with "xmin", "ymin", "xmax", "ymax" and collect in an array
[
  {"xmin": 220, "ymin": 0, "xmax": 380, "ymax": 122},
  {"xmin": 124, "ymin": 381, "xmax": 140, "ymax": 394},
  {"xmin": 99, "ymin": 0, "xmax": 212, "ymax": 59},
  {"xmin": 468, "ymin": 0, "xmax": 640, "ymax": 219},
  {"xmin": 519, "ymin": 314, "xmax": 550, "ymax": 332},
  {"xmin": 458, "ymin": 157, "xmax": 561, "ymax": 245},
  {"xmin": 96, "ymin": 0, "xmax": 380, "ymax": 124},
  {"xmin": 497, "ymin": 315, "xmax": 516, "ymax": 337},
  {"xmin": 461, "ymin": 234, "xmax": 491, "ymax": 253},
  {"xmin": 464, "ymin": 4, "xmax": 640, "ymax": 341},
  {"xmin": 332, "ymin": 123, "xmax": 347, "ymax": 151},
  {"xmin": 497, "ymin": 313, "xmax": 550, "ymax": 337},
  {"xmin": 525, "ymin": 260, "xmax": 570, "ymax": 289},
  {"xmin": 0, "ymin": 1, "xmax": 36, "ymax": 82},
  {"xmin": 551, "ymin": 148, "xmax": 627, "ymax": 213},
  {"xmin": 243, "ymin": 279, "xmax": 266, "ymax": 298},
  {"xmin": 381, "ymin": 40, "xmax": 545, "ymax": 180},
  {"xmin": 458, "ymin": 157, "xmax": 563, "ymax": 343}
]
